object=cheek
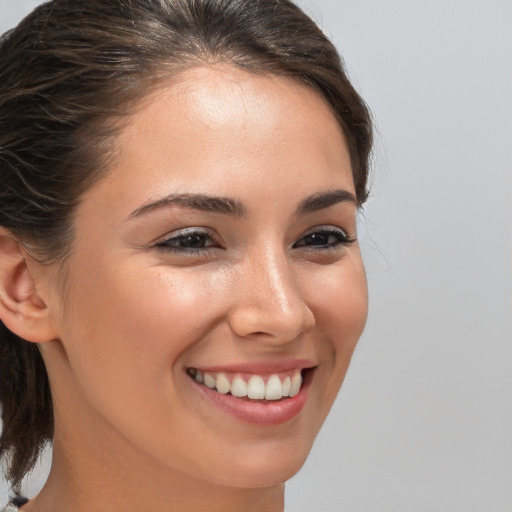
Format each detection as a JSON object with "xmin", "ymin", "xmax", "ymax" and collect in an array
[
  {"xmin": 55, "ymin": 261, "xmax": 228, "ymax": 454},
  {"xmin": 64, "ymin": 260, "xmax": 246, "ymax": 422},
  {"xmin": 62, "ymin": 263, "xmax": 222, "ymax": 368},
  {"xmin": 308, "ymin": 256, "xmax": 368, "ymax": 379},
  {"xmin": 311, "ymin": 254, "xmax": 367, "ymax": 332}
]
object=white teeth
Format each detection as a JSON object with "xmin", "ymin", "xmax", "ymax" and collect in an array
[
  {"xmin": 247, "ymin": 375, "xmax": 266, "ymax": 399},
  {"xmin": 265, "ymin": 374, "xmax": 283, "ymax": 400},
  {"xmin": 190, "ymin": 368, "xmax": 306, "ymax": 400},
  {"xmin": 282, "ymin": 376, "xmax": 291, "ymax": 397},
  {"xmin": 231, "ymin": 376, "xmax": 248, "ymax": 397},
  {"xmin": 204, "ymin": 373, "xmax": 216, "ymax": 389},
  {"xmin": 290, "ymin": 371, "xmax": 302, "ymax": 397},
  {"xmin": 215, "ymin": 373, "xmax": 230, "ymax": 394}
]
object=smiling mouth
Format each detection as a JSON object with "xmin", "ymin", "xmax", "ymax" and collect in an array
[{"xmin": 186, "ymin": 368, "xmax": 313, "ymax": 402}]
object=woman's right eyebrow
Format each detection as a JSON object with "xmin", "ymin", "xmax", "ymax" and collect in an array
[{"xmin": 127, "ymin": 193, "xmax": 247, "ymax": 220}]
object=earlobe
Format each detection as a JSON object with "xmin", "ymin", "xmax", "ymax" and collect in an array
[{"xmin": 0, "ymin": 227, "xmax": 57, "ymax": 343}]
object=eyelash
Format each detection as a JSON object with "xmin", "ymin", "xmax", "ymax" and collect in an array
[
  {"xmin": 154, "ymin": 228, "xmax": 217, "ymax": 255},
  {"xmin": 292, "ymin": 226, "xmax": 356, "ymax": 250},
  {"xmin": 154, "ymin": 226, "xmax": 356, "ymax": 255}
]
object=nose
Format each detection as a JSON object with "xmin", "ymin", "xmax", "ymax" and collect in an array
[{"xmin": 227, "ymin": 247, "xmax": 315, "ymax": 344}]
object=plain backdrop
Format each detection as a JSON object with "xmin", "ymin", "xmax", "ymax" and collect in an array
[{"xmin": 1, "ymin": 1, "xmax": 511, "ymax": 511}]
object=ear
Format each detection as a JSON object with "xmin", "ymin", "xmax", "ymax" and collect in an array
[{"xmin": 0, "ymin": 227, "xmax": 58, "ymax": 343}]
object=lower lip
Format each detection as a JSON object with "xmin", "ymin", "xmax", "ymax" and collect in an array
[{"xmin": 189, "ymin": 370, "xmax": 314, "ymax": 426}]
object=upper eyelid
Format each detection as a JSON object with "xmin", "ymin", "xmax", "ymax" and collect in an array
[
  {"xmin": 154, "ymin": 226, "xmax": 216, "ymax": 242},
  {"xmin": 296, "ymin": 225, "xmax": 355, "ymax": 242},
  {"xmin": 300, "ymin": 225, "xmax": 348, "ymax": 235},
  {"xmin": 153, "ymin": 229, "xmax": 220, "ymax": 254}
]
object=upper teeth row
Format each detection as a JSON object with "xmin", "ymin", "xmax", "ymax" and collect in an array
[{"xmin": 190, "ymin": 369, "xmax": 303, "ymax": 400}]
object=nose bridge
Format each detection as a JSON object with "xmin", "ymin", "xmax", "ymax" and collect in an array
[
  {"xmin": 262, "ymin": 249, "xmax": 298, "ymax": 315},
  {"xmin": 228, "ymin": 241, "xmax": 315, "ymax": 341}
]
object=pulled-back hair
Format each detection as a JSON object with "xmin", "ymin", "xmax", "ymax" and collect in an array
[{"xmin": 0, "ymin": 0, "xmax": 372, "ymax": 489}]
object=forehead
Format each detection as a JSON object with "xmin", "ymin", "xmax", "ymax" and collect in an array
[{"xmin": 83, "ymin": 65, "xmax": 354, "ymax": 217}]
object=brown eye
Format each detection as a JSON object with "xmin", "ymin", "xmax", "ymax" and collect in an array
[
  {"xmin": 174, "ymin": 233, "xmax": 209, "ymax": 248},
  {"xmin": 293, "ymin": 227, "xmax": 354, "ymax": 249},
  {"xmin": 155, "ymin": 229, "xmax": 218, "ymax": 253}
]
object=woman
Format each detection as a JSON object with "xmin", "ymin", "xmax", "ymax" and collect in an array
[{"xmin": 0, "ymin": 0, "xmax": 372, "ymax": 510}]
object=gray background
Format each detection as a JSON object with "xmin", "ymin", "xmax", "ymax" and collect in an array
[{"xmin": 1, "ymin": 1, "xmax": 511, "ymax": 511}]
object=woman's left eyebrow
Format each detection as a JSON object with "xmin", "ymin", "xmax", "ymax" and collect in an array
[{"xmin": 295, "ymin": 189, "xmax": 358, "ymax": 215}]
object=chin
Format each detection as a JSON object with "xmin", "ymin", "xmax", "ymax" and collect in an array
[{"xmin": 202, "ymin": 439, "xmax": 313, "ymax": 489}]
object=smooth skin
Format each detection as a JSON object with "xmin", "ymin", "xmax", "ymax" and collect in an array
[{"xmin": 0, "ymin": 65, "xmax": 368, "ymax": 512}]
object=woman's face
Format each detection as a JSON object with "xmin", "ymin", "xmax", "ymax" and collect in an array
[{"xmin": 43, "ymin": 65, "xmax": 368, "ymax": 488}]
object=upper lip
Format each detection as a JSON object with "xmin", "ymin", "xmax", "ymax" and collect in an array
[{"xmin": 187, "ymin": 359, "xmax": 317, "ymax": 375}]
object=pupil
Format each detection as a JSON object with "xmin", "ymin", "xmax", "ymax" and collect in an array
[
  {"xmin": 307, "ymin": 233, "xmax": 328, "ymax": 245},
  {"xmin": 181, "ymin": 234, "xmax": 205, "ymax": 248}
]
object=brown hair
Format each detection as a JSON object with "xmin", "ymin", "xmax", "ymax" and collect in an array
[{"xmin": 0, "ymin": 0, "xmax": 372, "ymax": 489}]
